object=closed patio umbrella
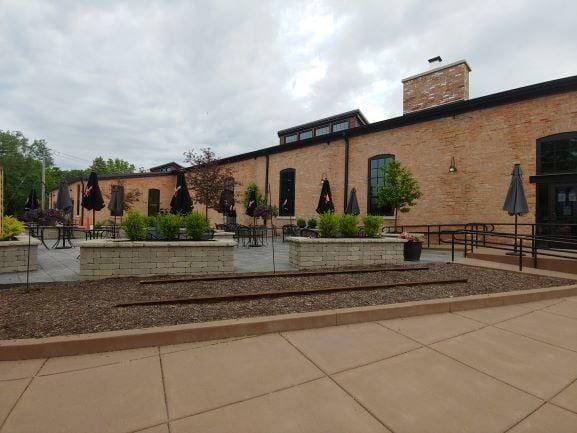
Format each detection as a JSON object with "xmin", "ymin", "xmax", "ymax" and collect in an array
[
  {"xmin": 345, "ymin": 188, "xmax": 360, "ymax": 215},
  {"xmin": 24, "ymin": 188, "xmax": 40, "ymax": 211},
  {"xmin": 55, "ymin": 179, "xmax": 73, "ymax": 216},
  {"xmin": 108, "ymin": 185, "xmax": 124, "ymax": 217},
  {"xmin": 218, "ymin": 189, "xmax": 235, "ymax": 223},
  {"xmin": 316, "ymin": 178, "xmax": 335, "ymax": 214},
  {"xmin": 503, "ymin": 163, "xmax": 529, "ymax": 254},
  {"xmin": 245, "ymin": 189, "xmax": 256, "ymax": 217},
  {"xmin": 81, "ymin": 172, "xmax": 105, "ymax": 229},
  {"xmin": 170, "ymin": 171, "xmax": 193, "ymax": 215}
]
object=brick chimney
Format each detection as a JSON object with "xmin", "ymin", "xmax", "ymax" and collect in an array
[{"xmin": 402, "ymin": 59, "xmax": 471, "ymax": 114}]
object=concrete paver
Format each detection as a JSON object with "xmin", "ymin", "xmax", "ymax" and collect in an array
[
  {"xmin": 333, "ymin": 347, "xmax": 541, "ymax": 433},
  {"xmin": 1, "ymin": 357, "xmax": 167, "ymax": 433},
  {"xmin": 507, "ymin": 403, "xmax": 577, "ymax": 433},
  {"xmin": 381, "ymin": 312, "xmax": 484, "ymax": 344},
  {"xmin": 1, "ymin": 295, "xmax": 576, "ymax": 433},
  {"xmin": 432, "ymin": 326, "xmax": 577, "ymax": 399},
  {"xmin": 282, "ymin": 322, "xmax": 420, "ymax": 374},
  {"xmin": 171, "ymin": 378, "xmax": 391, "ymax": 433},
  {"xmin": 161, "ymin": 334, "xmax": 323, "ymax": 419},
  {"xmin": 542, "ymin": 298, "xmax": 577, "ymax": 319},
  {"xmin": 496, "ymin": 310, "xmax": 577, "ymax": 351},
  {"xmin": 454, "ymin": 304, "xmax": 533, "ymax": 324}
]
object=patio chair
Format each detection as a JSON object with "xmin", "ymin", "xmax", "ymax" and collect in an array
[
  {"xmin": 282, "ymin": 224, "xmax": 299, "ymax": 242},
  {"xmin": 235, "ymin": 225, "xmax": 252, "ymax": 247}
]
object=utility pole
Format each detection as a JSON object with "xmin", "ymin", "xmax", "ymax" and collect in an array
[{"xmin": 41, "ymin": 158, "xmax": 46, "ymax": 209}]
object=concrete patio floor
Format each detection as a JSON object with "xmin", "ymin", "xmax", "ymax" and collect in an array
[
  {"xmin": 1, "ymin": 296, "xmax": 576, "ymax": 432},
  {"xmin": 0, "ymin": 239, "xmax": 453, "ymax": 284}
]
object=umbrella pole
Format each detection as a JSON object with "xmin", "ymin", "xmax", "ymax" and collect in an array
[
  {"xmin": 92, "ymin": 209, "xmax": 95, "ymax": 233},
  {"xmin": 514, "ymin": 214, "xmax": 518, "ymax": 253}
]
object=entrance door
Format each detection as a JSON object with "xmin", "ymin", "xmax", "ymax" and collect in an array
[{"xmin": 536, "ymin": 183, "xmax": 577, "ymax": 247}]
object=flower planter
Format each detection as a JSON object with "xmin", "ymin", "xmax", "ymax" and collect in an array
[
  {"xmin": 287, "ymin": 237, "xmax": 405, "ymax": 270},
  {"xmin": 403, "ymin": 242, "xmax": 423, "ymax": 261},
  {"xmin": 79, "ymin": 239, "xmax": 236, "ymax": 279}
]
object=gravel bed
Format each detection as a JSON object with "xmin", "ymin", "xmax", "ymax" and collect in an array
[{"xmin": 0, "ymin": 263, "xmax": 573, "ymax": 339}]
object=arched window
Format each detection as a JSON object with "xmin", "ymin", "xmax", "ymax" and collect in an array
[
  {"xmin": 148, "ymin": 188, "xmax": 160, "ymax": 216},
  {"xmin": 279, "ymin": 168, "xmax": 296, "ymax": 216},
  {"xmin": 367, "ymin": 154, "xmax": 395, "ymax": 216},
  {"xmin": 537, "ymin": 132, "xmax": 577, "ymax": 174}
]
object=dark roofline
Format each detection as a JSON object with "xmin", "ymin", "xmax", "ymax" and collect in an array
[
  {"xmin": 48, "ymin": 171, "xmax": 175, "ymax": 193},
  {"xmin": 277, "ymin": 109, "xmax": 369, "ymax": 136},
  {"xmin": 149, "ymin": 161, "xmax": 183, "ymax": 171},
  {"xmin": 218, "ymin": 74, "xmax": 577, "ymax": 165}
]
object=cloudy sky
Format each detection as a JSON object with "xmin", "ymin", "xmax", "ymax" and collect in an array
[{"xmin": 1, "ymin": 0, "xmax": 576, "ymax": 170}]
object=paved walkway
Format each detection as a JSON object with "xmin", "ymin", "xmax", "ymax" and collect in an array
[
  {"xmin": 1, "ymin": 296, "xmax": 576, "ymax": 432},
  {"xmin": 0, "ymin": 240, "xmax": 453, "ymax": 284}
]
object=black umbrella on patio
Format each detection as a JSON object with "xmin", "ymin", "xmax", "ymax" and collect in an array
[
  {"xmin": 82, "ymin": 172, "xmax": 105, "ymax": 229},
  {"xmin": 24, "ymin": 188, "xmax": 40, "ymax": 211},
  {"xmin": 218, "ymin": 189, "xmax": 235, "ymax": 214},
  {"xmin": 55, "ymin": 179, "xmax": 73, "ymax": 216},
  {"xmin": 245, "ymin": 189, "xmax": 257, "ymax": 217},
  {"xmin": 316, "ymin": 178, "xmax": 335, "ymax": 214},
  {"xmin": 503, "ymin": 163, "xmax": 529, "ymax": 253},
  {"xmin": 170, "ymin": 171, "xmax": 193, "ymax": 215},
  {"xmin": 345, "ymin": 188, "xmax": 360, "ymax": 216},
  {"xmin": 108, "ymin": 184, "xmax": 124, "ymax": 217}
]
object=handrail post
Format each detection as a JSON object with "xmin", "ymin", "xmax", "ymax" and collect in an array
[
  {"xmin": 464, "ymin": 231, "xmax": 467, "ymax": 258},
  {"xmin": 451, "ymin": 232, "xmax": 455, "ymax": 262},
  {"xmin": 519, "ymin": 238, "xmax": 523, "ymax": 271},
  {"xmin": 438, "ymin": 225, "xmax": 441, "ymax": 246},
  {"xmin": 427, "ymin": 225, "xmax": 430, "ymax": 248}
]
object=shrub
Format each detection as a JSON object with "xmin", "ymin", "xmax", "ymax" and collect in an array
[
  {"xmin": 121, "ymin": 211, "xmax": 148, "ymax": 241},
  {"xmin": 363, "ymin": 215, "xmax": 382, "ymax": 237},
  {"xmin": 339, "ymin": 214, "xmax": 359, "ymax": 237},
  {"xmin": 307, "ymin": 217, "xmax": 317, "ymax": 229},
  {"xmin": 156, "ymin": 213, "xmax": 182, "ymax": 240},
  {"xmin": 1, "ymin": 216, "xmax": 25, "ymax": 241},
  {"xmin": 296, "ymin": 218, "xmax": 306, "ymax": 228},
  {"xmin": 144, "ymin": 216, "xmax": 157, "ymax": 227},
  {"xmin": 318, "ymin": 212, "xmax": 339, "ymax": 238},
  {"xmin": 184, "ymin": 211, "xmax": 210, "ymax": 240}
]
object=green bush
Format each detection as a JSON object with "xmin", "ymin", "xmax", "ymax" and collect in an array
[
  {"xmin": 184, "ymin": 211, "xmax": 210, "ymax": 240},
  {"xmin": 363, "ymin": 215, "xmax": 382, "ymax": 237},
  {"xmin": 339, "ymin": 214, "xmax": 359, "ymax": 237},
  {"xmin": 318, "ymin": 212, "xmax": 339, "ymax": 238},
  {"xmin": 156, "ymin": 213, "xmax": 182, "ymax": 240},
  {"xmin": 307, "ymin": 218, "xmax": 317, "ymax": 229},
  {"xmin": 121, "ymin": 211, "xmax": 148, "ymax": 241},
  {"xmin": 1, "ymin": 216, "xmax": 25, "ymax": 241},
  {"xmin": 145, "ymin": 216, "xmax": 157, "ymax": 227},
  {"xmin": 296, "ymin": 218, "xmax": 306, "ymax": 228}
]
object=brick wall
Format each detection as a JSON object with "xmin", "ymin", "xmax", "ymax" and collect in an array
[{"xmin": 403, "ymin": 61, "xmax": 470, "ymax": 113}]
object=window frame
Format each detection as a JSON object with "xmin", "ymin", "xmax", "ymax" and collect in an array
[
  {"xmin": 536, "ymin": 132, "xmax": 577, "ymax": 175},
  {"xmin": 332, "ymin": 120, "xmax": 349, "ymax": 132},
  {"xmin": 284, "ymin": 134, "xmax": 297, "ymax": 144},
  {"xmin": 147, "ymin": 188, "xmax": 161, "ymax": 217},
  {"xmin": 299, "ymin": 130, "xmax": 313, "ymax": 140},
  {"xmin": 279, "ymin": 168, "xmax": 296, "ymax": 217},
  {"xmin": 367, "ymin": 154, "xmax": 395, "ymax": 216},
  {"xmin": 315, "ymin": 125, "xmax": 330, "ymax": 136}
]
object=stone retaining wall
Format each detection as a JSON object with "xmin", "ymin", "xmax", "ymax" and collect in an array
[
  {"xmin": 80, "ymin": 239, "xmax": 236, "ymax": 279},
  {"xmin": 0, "ymin": 235, "xmax": 40, "ymax": 273},
  {"xmin": 288, "ymin": 237, "xmax": 405, "ymax": 270}
]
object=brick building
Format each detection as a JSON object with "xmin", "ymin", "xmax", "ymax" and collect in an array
[{"xmin": 51, "ymin": 59, "xmax": 577, "ymax": 236}]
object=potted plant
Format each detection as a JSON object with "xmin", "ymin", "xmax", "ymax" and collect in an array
[{"xmin": 401, "ymin": 231, "xmax": 424, "ymax": 261}]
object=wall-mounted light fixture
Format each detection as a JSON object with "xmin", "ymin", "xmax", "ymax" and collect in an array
[
  {"xmin": 449, "ymin": 156, "xmax": 457, "ymax": 173},
  {"xmin": 320, "ymin": 172, "xmax": 327, "ymax": 185}
]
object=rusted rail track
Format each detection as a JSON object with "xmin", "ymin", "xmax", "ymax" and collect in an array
[
  {"xmin": 117, "ymin": 278, "xmax": 467, "ymax": 307},
  {"xmin": 139, "ymin": 266, "xmax": 431, "ymax": 285}
]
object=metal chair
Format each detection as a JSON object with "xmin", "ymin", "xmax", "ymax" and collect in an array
[{"xmin": 282, "ymin": 224, "xmax": 298, "ymax": 242}]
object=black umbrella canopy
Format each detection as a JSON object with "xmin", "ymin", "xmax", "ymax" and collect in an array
[
  {"xmin": 108, "ymin": 185, "xmax": 124, "ymax": 217},
  {"xmin": 316, "ymin": 179, "xmax": 335, "ymax": 214},
  {"xmin": 218, "ymin": 189, "xmax": 235, "ymax": 215},
  {"xmin": 245, "ymin": 189, "xmax": 257, "ymax": 217},
  {"xmin": 81, "ymin": 172, "xmax": 105, "ymax": 211},
  {"xmin": 24, "ymin": 188, "xmax": 40, "ymax": 211},
  {"xmin": 170, "ymin": 171, "xmax": 193, "ymax": 215},
  {"xmin": 55, "ymin": 179, "xmax": 73, "ymax": 215},
  {"xmin": 503, "ymin": 164, "xmax": 529, "ymax": 216},
  {"xmin": 345, "ymin": 188, "xmax": 360, "ymax": 216}
]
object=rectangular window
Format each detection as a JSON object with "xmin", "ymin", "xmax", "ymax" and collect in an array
[
  {"xmin": 148, "ymin": 188, "xmax": 160, "ymax": 216},
  {"xmin": 279, "ymin": 169, "xmax": 296, "ymax": 216},
  {"xmin": 315, "ymin": 125, "xmax": 330, "ymax": 136},
  {"xmin": 285, "ymin": 134, "xmax": 297, "ymax": 143},
  {"xmin": 332, "ymin": 121, "xmax": 349, "ymax": 132},
  {"xmin": 368, "ymin": 155, "xmax": 395, "ymax": 216},
  {"xmin": 299, "ymin": 130, "xmax": 313, "ymax": 140}
]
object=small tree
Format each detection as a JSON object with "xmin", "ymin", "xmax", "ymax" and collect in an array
[
  {"xmin": 377, "ymin": 160, "xmax": 421, "ymax": 232},
  {"xmin": 184, "ymin": 147, "xmax": 235, "ymax": 219},
  {"xmin": 243, "ymin": 182, "xmax": 266, "ymax": 208},
  {"xmin": 102, "ymin": 180, "xmax": 142, "ymax": 211}
]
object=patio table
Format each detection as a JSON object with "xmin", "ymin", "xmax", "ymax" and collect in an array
[{"xmin": 41, "ymin": 225, "xmax": 75, "ymax": 249}]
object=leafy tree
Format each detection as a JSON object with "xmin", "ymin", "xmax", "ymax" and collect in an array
[
  {"xmin": 89, "ymin": 157, "xmax": 135, "ymax": 175},
  {"xmin": 101, "ymin": 180, "xmax": 142, "ymax": 210},
  {"xmin": 243, "ymin": 182, "xmax": 266, "ymax": 208},
  {"xmin": 377, "ymin": 160, "xmax": 422, "ymax": 232},
  {"xmin": 183, "ymin": 147, "xmax": 236, "ymax": 219}
]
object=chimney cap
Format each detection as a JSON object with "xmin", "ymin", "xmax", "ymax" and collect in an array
[
  {"xmin": 428, "ymin": 56, "xmax": 443, "ymax": 63},
  {"xmin": 402, "ymin": 59, "xmax": 472, "ymax": 83}
]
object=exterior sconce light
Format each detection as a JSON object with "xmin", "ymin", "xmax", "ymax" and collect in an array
[
  {"xmin": 320, "ymin": 172, "xmax": 327, "ymax": 185},
  {"xmin": 449, "ymin": 156, "xmax": 457, "ymax": 173}
]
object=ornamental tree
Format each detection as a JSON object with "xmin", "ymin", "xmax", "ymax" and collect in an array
[{"xmin": 376, "ymin": 160, "xmax": 422, "ymax": 232}]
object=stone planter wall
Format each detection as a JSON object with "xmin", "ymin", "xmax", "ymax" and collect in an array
[
  {"xmin": 80, "ymin": 239, "xmax": 236, "ymax": 279},
  {"xmin": 0, "ymin": 235, "xmax": 40, "ymax": 273},
  {"xmin": 287, "ymin": 237, "xmax": 405, "ymax": 270}
]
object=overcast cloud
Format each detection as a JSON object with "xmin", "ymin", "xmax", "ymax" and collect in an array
[{"xmin": 1, "ymin": 0, "xmax": 576, "ymax": 169}]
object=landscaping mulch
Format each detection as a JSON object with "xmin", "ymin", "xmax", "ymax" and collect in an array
[{"xmin": 0, "ymin": 263, "xmax": 573, "ymax": 339}]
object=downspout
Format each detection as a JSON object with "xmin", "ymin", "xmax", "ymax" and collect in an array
[
  {"xmin": 344, "ymin": 133, "xmax": 349, "ymax": 210},
  {"xmin": 265, "ymin": 154, "xmax": 270, "ymax": 199}
]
